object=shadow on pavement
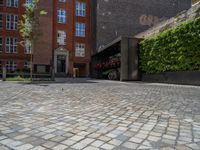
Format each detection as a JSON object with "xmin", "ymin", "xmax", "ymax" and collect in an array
[{"xmin": 17, "ymin": 78, "xmax": 98, "ymax": 85}]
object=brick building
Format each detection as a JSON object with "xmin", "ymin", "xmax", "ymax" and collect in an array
[
  {"xmin": 0, "ymin": 0, "xmax": 192, "ymax": 78},
  {"xmin": 0, "ymin": 0, "xmax": 92, "ymax": 77}
]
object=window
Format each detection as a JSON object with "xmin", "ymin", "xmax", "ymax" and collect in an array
[
  {"xmin": 25, "ymin": 44, "xmax": 31, "ymax": 54},
  {"xmin": 6, "ymin": 60, "xmax": 17, "ymax": 72},
  {"xmin": 0, "ymin": 37, "xmax": 2, "ymax": 52},
  {"xmin": 0, "ymin": 0, "xmax": 3, "ymax": 5},
  {"xmin": 59, "ymin": 0, "xmax": 66, "ymax": 3},
  {"xmin": 76, "ymin": 23, "xmax": 85, "ymax": 37},
  {"xmin": 76, "ymin": 2, "xmax": 86, "ymax": 17},
  {"xmin": 0, "ymin": 14, "xmax": 3, "ymax": 29},
  {"xmin": 0, "ymin": 60, "xmax": 2, "ymax": 72},
  {"xmin": 57, "ymin": 30, "xmax": 66, "ymax": 45},
  {"xmin": 24, "ymin": 40, "xmax": 31, "ymax": 54},
  {"xmin": 57, "ymin": 9, "xmax": 66, "ymax": 24},
  {"xmin": 75, "ymin": 43, "xmax": 85, "ymax": 57},
  {"xmin": 6, "ymin": 0, "xmax": 18, "ymax": 7},
  {"xmin": 6, "ymin": 37, "xmax": 17, "ymax": 53},
  {"xmin": 6, "ymin": 14, "xmax": 18, "ymax": 30},
  {"xmin": 25, "ymin": 0, "xmax": 32, "ymax": 4},
  {"xmin": 24, "ymin": 61, "xmax": 30, "ymax": 69}
]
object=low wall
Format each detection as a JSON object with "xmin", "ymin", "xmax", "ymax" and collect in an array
[{"xmin": 142, "ymin": 71, "xmax": 200, "ymax": 86}]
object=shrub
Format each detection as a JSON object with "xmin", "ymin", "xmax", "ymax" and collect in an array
[{"xmin": 140, "ymin": 17, "xmax": 200, "ymax": 74}]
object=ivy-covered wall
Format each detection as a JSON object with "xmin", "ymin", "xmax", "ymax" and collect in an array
[{"xmin": 140, "ymin": 17, "xmax": 200, "ymax": 74}]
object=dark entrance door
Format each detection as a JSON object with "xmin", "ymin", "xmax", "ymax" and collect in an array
[{"xmin": 57, "ymin": 55, "xmax": 66, "ymax": 73}]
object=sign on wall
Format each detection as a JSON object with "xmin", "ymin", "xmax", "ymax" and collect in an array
[{"xmin": 139, "ymin": 14, "xmax": 167, "ymax": 27}]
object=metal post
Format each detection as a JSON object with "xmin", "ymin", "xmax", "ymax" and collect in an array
[
  {"xmin": 30, "ymin": 49, "xmax": 33, "ymax": 82},
  {"xmin": 2, "ymin": 67, "xmax": 6, "ymax": 81}
]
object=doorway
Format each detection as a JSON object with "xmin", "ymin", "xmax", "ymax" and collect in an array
[{"xmin": 57, "ymin": 55, "xmax": 66, "ymax": 73}]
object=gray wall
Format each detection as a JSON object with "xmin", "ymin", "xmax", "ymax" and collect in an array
[
  {"xmin": 92, "ymin": 0, "xmax": 191, "ymax": 53},
  {"xmin": 135, "ymin": 2, "xmax": 200, "ymax": 39}
]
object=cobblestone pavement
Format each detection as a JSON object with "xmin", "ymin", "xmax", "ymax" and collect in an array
[{"xmin": 0, "ymin": 79, "xmax": 200, "ymax": 150}]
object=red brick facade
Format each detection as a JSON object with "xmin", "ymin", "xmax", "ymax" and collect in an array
[
  {"xmin": 0, "ymin": 0, "xmax": 30, "ymax": 73},
  {"xmin": 0, "ymin": 0, "xmax": 92, "ymax": 77}
]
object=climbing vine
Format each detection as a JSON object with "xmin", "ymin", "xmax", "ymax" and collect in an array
[{"xmin": 140, "ymin": 17, "xmax": 200, "ymax": 74}]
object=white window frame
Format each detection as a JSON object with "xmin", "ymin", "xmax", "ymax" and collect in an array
[
  {"xmin": 6, "ymin": 14, "xmax": 18, "ymax": 30},
  {"xmin": 57, "ymin": 30, "xmax": 66, "ymax": 45},
  {"xmin": 76, "ymin": 22, "xmax": 85, "ymax": 37},
  {"xmin": 59, "ymin": 0, "xmax": 66, "ymax": 3},
  {"xmin": 76, "ymin": 2, "xmax": 86, "ymax": 17},
  {"xmin": 75, "ymin": 43, "xmax": 85, "ymax": 57},
  {"xmin": 24, "ymin": 61, "xmax": 30, "ymax": 69},
  {"xmin": 6, "ymin": 60, "xmax": 17, "ymax": 72},
  {"xmin": 25, "ymin": 44, "xmax": 32, "ymax": 54},
  {"xmin": 57, "ymin": 9, "xmax": 66, "ymax": 24},
  {"xmin": 6, "ymin": 0, "xmax": 18, "ymax": 7},
  {"xmin": 6, "ymin": 37, "xmax": 17, "ymax": 53}
]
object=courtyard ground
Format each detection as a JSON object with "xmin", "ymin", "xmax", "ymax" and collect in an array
[{"xmin": 0, "ymin": 79, "xmax": 200, "ymax": 150}]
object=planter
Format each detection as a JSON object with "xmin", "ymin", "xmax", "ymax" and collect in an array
[{"xmin": 142, "ymin": 71, "xmax": 200, "ymax": 86}]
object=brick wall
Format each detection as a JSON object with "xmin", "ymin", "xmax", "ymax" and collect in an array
[
  {"xmin": 33, "ymin": 0, "xmax": 53, "ymax": 65},
  {"xmin": 135, "ymin": 2, "xmax": 200, "ymax": 39},
  {"xmin": 92, "ymin": 0, "xmax": 192, "ymax": 53}
]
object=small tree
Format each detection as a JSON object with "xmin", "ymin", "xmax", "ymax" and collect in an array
[{"xmin": 19, "ymin": 0, "xmax": 47, "ymax": 81}]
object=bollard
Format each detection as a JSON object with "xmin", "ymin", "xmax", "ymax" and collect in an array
[{"xmin": 2, "ymin": 67, "xmax": 6, "ymax": 81}]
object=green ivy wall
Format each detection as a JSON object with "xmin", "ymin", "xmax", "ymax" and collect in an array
[{"xmin": 140, "ymin": 17, "xmax": 200, "ymax": 74}]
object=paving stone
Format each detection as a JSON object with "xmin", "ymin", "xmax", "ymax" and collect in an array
[
  {"xmin": 30, "ymin": 146, "xmax": 46, "ymax": 150},
  {"xmin": 71, "ymin": 143, "xmax": 87, "ymax": 149},
  {"xmin": 80, "ymin": 138, "xmax": 95, "ymax": 145},
  {"xmin": 100, "ymin": 143, "xmax": 115, "ymax": 150},
  {"xmin": 29, "ymin": 139, "xmax": 47, "ymax": 146},
  {"xmin": 186, "ymin": 143, "xmax": 200, "ymax": 150},
  {"xmin": 161, "ymin": 138, "xmax": 176, "ymax": 146},
  {"xmin": 0, "ymin": 136, "xmax": 7, "ymax": 140},
  {"xmin": 137, "ymin": 145, "xmax": 152, "ymax": 149},
  {"xmin": 148, "ymin": 136, "xmax": 161, "ymax": 142},
  {"xmin": 0, "ymin": 80, "xmax": 200, "ymax": 149},
  {"xmin": 116, "ymin": 134, "xmax": 129, "ymax": 142},
  {"xmin": 15, "ymin": 144, "xmax": 34, "ymax": 150},
  {"xmin": 162, "ymin": 135, "xmax": 177, "ymax": 140},
  {"xmin": 0, "ymin": 145, "xmax": 10, "ymax": 150},
  {"xmin": 108, "ymin": 139, "xmax": 122, "ymax": 146},
  {"xmin": 91, "ymin": 140, "xmax": 104, "ymax": 147},
  {"xmin": 129, "ymin": 137, "xmax": 143, "ymax": 144},
  {"xmin": 83, "ymin": 146, "xmax": 100, "ymax": 150},
  {"xmin": 42, "ymin": 141, "xmax": 57, "ymax": 148},
  {"xmin": 52, "ymin": 144, "xmax": 68, "ymax": 150},
  {"xmin": 176, "ymin": 145, "xmax": 192, "ymax": 150},
  {"xmin": 50, "ymin": 136, "xmax": 66, "ymax": 142},
  {"xmin": 0, "ymin": 139, "xmax": 14, "ymax": 145},
  {"xmin": 42, "ymin": 134, "xmax": 56, "ymax": 140},
  {"xmin": 135, "ymin": 133, "xmax": 148, "ymax": 139},
  {"xmin": 14, "ymin": 134, "xmax": 29, "ymax": 140},
  {"xmin": 6, "ymin": 141, "xmax": 23, "ymax": 149},
  {"xmin": 98, "ymin": 136, "xmax": 111, "ymax": 142},
  {"xmin": 160, "ymin": 147, "xmax": 175, "ymax": 150},
  {"xmin": 61, "ymin": 139, "xmax": 76, "ymax": 146},
  {"xmin": 122, "ymin": 142, "xmax": 138, "ymax": 149},
  {"xmin": 70, "ymin": 135, "xmax": 85, "ymax": 142}
]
